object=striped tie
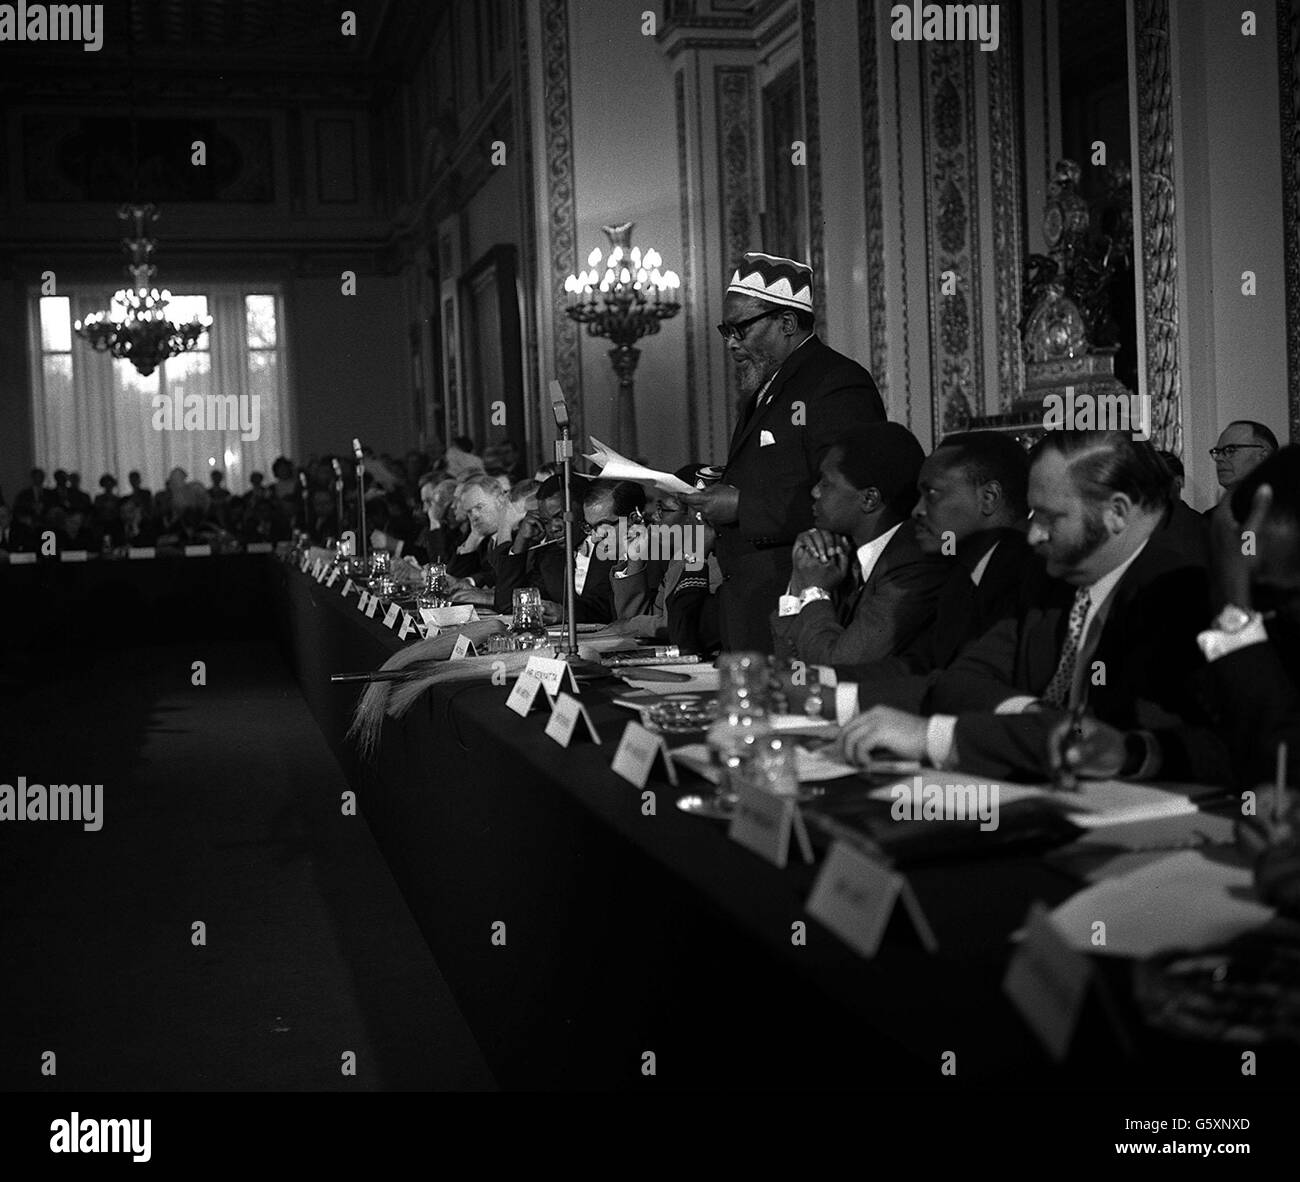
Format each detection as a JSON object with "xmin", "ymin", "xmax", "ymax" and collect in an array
[{"xmin": 1042, "ymin": 587, "xmax": 1091, "ymax": 709}]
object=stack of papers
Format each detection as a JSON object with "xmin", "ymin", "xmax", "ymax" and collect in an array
[
  {"xmin": 867, "ymin": 775, "xmax": 1199, "ymax": 829},
  {"xmin": 1045, "ymin": 850, "xmax": 1275, "ymax": 957}
]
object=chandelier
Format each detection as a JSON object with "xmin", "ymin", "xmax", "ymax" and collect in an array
[
  {"xmin": 74, "ymin": 204, "xmax": 211, "ymax": 377},
  {"xmin": 563, "ymin": 222, "xmax": 681, "ymax": 455}
]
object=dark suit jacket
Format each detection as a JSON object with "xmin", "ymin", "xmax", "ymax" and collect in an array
[
  {"xmin": 529, "ymin": 542, "xmax": 617, "ymax": 624},
  {"xmin": 843, "ymin": 529, "xmax": 1031, "ymax": 710},
  {"xmin": 919, "ymin": 518, "xmax": 1231, "ymax": 784},
  {"xmin": 769, "ymin": 523, "xmax": 949, "ymax": 666},
  {"xmin": 715, "ymin": 335, "xmax": 884, "ymax": 652},
  {"xmin": 1206, "ymin": 631, "xmax": 1300, "ymax": 789}
]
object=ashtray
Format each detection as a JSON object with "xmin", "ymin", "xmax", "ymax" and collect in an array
[{"xmin": 646, "ymin": 696, "xmax": 718, "ymax": 734}]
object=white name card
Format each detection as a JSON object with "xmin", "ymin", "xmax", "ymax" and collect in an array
[
  {"xmin": 325, "ymin": 567, "xmax": 341, "ymax": 588},
  {"xmin": 1003, "ymin": 904, "xmax": 1094, "ymax": 1062},
  {"xmin": 356, "ymin": 590, "xmax": 370, "ymax": 612},
  {"xmin": 397, "ymin": 612, "xmax": 419, "ymax": 641},
  {"xmin": 127, "ymin": 547, "xmax": 156, "ymax": 560},
  {"xmin": 506, "ymin": 667, "xmax": 551, "ymax": 717},
  {"xmin": 450, "ymin": 633, "xmax": 477, "ymax": 660},
  {"xmin": 246, "ymin": 542, "xmax": 273, "ymax": 554},
  {"xmin": 382, "ymin": 602, "xmax": 401, "ymax": 630},
  {"xmin": 60, "ymin": 550, "xmax": 88, "ymax": 562},
  {"xmin": 8, "ymin": 551, "xmax": 37, "ymax": 565},
  {"xmin": 422, "ymin": 604, "xmax": 474, "ymax": 628},
  {"xmin": 365, "ymin": 595, "xmax": 381, "ymax": 619},
  {"xmin": 545, "ymin": 691, "xmax": 602, "ymax": 748},
  {"xmin": 341, "ymin": 578, "xmax": 357, "ymax": 598},
  {"xmin": 610, "ymin": 721, "xmax": 678, "ymax": 788},
  {"xmin": 300, "ymin": 555, "xmax": 311, "ymax": 572},
  {"xmin": 186, "ymin": 544, "xmax": 211, "ymax": 558},
  {"xmin": 524, "ymin": 654, "xmax": 578, "ymax": 697},
  {"xmin": 806, "ymin": 840, "xmax": 938, "ymax": 958},
  {"xmin": 728, "ymin": 781, "xmax": 813, "ymax": 869},
  {"xmin": 315, "ymin": 561, "xmax": 329, "ymax": 582}
]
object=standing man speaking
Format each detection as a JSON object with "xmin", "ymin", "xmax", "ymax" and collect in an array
[{"xmin": 683, "ymin": 252, "xmax": 885, "ymax": 652}]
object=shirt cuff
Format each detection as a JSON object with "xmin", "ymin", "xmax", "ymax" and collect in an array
[
  {"xmin": 995, "ymin": 695, "xmax": 1039, "ymax": 715},
  {"xmin": 778, "ymin": 594, "xmax": 801, "ymax": 617},
  {"xmin": 925, "ymin": 715, "xmax": 959, "ymax": 769},
  {"xmin": 1196, "ymin": 617, "xmax": 1269, "ymax": 662},
  {"xmin": 835, "ymin": 683, "xmax": 859, "ymax": 726}
]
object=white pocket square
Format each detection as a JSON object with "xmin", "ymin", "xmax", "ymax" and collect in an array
[{"xmin": 759, "ymin": 430, "xmax": 776, "ymax": 447}]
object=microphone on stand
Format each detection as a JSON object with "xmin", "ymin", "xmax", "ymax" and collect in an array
[
  {"xmin": 548, "ymin": 382, "xmax": 604, "ymax": 680},
  {"xmin": 352, "ymin": 437, "xmax": 368, "ymax": 564},
  {"xmin": 298, "ymin": 470, "xmax": 310, "ymax": 536},
  {"xmin": 550, "ymin": 382, "xmax": 579, "ymax": 661},
  {"xmin": 331, "ymin": 457, "xmax": 345, "ymax": 542}
]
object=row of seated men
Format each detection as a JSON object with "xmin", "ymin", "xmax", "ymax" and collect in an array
[{"xmin": 425, "ymin": 423, "xmax": 1298, "ymax": 801}]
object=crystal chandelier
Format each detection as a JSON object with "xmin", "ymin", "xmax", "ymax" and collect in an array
[
  {"xmin": 74, "ymin": 203, "xmax": 211, "ymax": 377},
  {"xmin": 563, "ymin": 222, "xmax": 681, "ymax": 455}
]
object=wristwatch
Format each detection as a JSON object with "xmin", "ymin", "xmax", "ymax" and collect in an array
[
  {"xmin": 1211, "ymin": 604, "xmax": 1258, "ymax": 634},
  {"xmin": 797, "ymin": 587, "xmax": 832, "ymax": 611},
  {"xmin": 1197, "ymin": 603, "xmax": 1266, "ymax": 662}
]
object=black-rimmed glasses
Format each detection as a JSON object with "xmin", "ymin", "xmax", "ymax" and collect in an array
[
  {"xmin": 1209, "ymin": 444, "xmax": 1267, "ymax": 459},
  {"xmin": 715, "ymin": 309, "xmax": 782, "ymax": 342}
]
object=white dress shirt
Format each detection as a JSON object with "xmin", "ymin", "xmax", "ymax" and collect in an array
[{"xmin": 924, "ymin": 538, "xmax": 1152, "ymax": 769}]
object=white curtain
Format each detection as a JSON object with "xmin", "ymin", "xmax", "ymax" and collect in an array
[{"xmin": 30, "ymin": 285, "xmax": 289, "ymax": 495}]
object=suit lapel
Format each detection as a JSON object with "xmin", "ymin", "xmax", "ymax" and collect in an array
[{"xmin": 725, "ymin": 336, "xmax": 819, "ymax": 462}]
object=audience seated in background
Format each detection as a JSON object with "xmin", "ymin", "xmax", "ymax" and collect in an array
[
  {"xmin": 1211, "ymin": 420, "xmax": 1278, "ymax": 506},
  {"xmin": 771, "ymin": 422, "xmax": 949, "ymax": 666}
]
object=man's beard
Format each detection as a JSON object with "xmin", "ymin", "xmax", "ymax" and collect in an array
[
  {"xmin": 1054, "ymin": 505, "xmax": 1109, "ymax": 571},
  {"xmin": 735, "ymin": 354, "xmax": 773, "ymax": 397}
]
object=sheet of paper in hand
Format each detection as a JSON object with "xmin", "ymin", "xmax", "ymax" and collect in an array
[{"xmin": 582, "ymin": 437, "xmax": 697, "ymax": 495}]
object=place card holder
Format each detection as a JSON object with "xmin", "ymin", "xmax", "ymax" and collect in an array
[
  {"xmin": 355, "ymin": 590, "xmax": 370, "ymax": 612},
  {"xmin": 397, "ymin": 612, "xmax": 420, "ymax": 641},
  {"xmin": 340, "ymin": 578, "xmax": 357, "ymax": 598},
  {"xmin": 611, "ymin": 721, "xmax": 678, "ymax": 788},
  {"xmin": 382, "ymin": 602, "xmax": 401, "ymax": 630},
  {"xmin": 1002, "ymin": 903, "xmax": 1131, "ymax": 1063},
  {"xmin": 325, "ymin": 567, "xmax": 341, "ymax": 588},
  {"xmin": 727, "ymin": 781, "xmax": 814, "ymax": 870},
  {"xmin": 8, "ymin": 552, "xmax": 37, "ymax": 565},
  {"xmin": 544, "ymin": 692, "xmax": 602, "ymax": 748},
  {"xmin": 246, "ymin": 542, "xmax": 273, "ymax": 554},
  {"xmin": 364, "ymin": 595, "xmax": 381, "ymax": 619},
  {"xmin": 185, "ymin": 544, "xmax": 212, "ymax": 558},
  {"xmin": 449, "ymin": 633, "xmax": 477, "ymax": 659},
  {"xmin": 805, "ymin": 840, "xmax": 938, "ymax": 958},
  {"xmin": 525, "ymin": 655, "xmax": 581, "ymax": 697},
  {"xmin": 505, "ymin": 667, "xmax": 552, "ymax": 717},
  {"xmin": 59, "ymin": 550, "xmax": 89, "ymax": 563}
]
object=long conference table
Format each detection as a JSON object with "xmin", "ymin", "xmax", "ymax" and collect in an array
[{"xmin": 271, "ymin": 558, "xmax": 1287, "ymax": 1093}]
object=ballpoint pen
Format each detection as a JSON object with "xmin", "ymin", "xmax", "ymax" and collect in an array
[{"xmin": 1054, "ymin": 701, "xmax": 1086, "ymax": 793}]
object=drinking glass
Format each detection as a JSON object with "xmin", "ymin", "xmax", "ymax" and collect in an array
[
  {"xmin": 508, "ymin": 587, "xmax": 549, "ymax": 650},
  {"xmin": 705, "ymin": 651, "xmax": 773, "ymax": 806}
]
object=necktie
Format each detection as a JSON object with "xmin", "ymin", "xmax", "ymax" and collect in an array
[{"xmin": 1042, "ymin": 587, "xmax": 1091, "ymax": 709}]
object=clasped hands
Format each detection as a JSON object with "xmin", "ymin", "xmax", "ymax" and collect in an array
[{"xmin": 790, "ymin": 528, "xmax": 850, "ymax": 594}]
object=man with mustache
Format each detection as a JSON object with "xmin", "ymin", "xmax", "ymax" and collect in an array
[
  {"xmin": 682, "ymin": 252, "xmax": 885, "ymax": 652},
  {"xmin": 834, "ymin": 430, "xmax": 1230, "ymax": 785}
]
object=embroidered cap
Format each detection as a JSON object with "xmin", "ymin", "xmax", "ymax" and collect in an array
[{"xmin": 726, "ymin": 251, "xmax": 814, "ymax": 313}]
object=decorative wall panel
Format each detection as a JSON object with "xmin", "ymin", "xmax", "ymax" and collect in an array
[
  {"xmin": 858, "ymin": 0, "xmax": 888, "ymax": 392},
  {"xmin": 1133, "ymin": 0, "xmax": 1182, "ymax": 453},
  {"xmin": 541, "ymin": 0, "xmax": 583, "ymax": 442},
  {"xmin": 921, "ymin": 43, "xmax": 983, "ymax": 434}
]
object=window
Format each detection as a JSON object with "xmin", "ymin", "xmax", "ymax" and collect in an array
[{"xmin": 29, "ymin": 285, "xmax": 290, "ymax": 494}]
